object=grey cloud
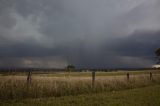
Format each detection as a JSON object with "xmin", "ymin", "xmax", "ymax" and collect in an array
[
  {"xmin": 0, "ymin": 56, "xmax": 68, "ymax": 68},
  {"xmin": 0, "ymin": 0, "xmax": 160, "ymax": 68}
]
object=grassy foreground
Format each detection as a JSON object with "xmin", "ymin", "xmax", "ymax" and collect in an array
[
  {"xmin": 0, "ymin": 75, "xmax": 160, "ymax": 100},
  {"xmin": 0, "ymin": 71, "xmax": 160, "ymax": 105},
  {"xmin": 1, "ymin": 85, "xmax": 160, "ymax": 106}
]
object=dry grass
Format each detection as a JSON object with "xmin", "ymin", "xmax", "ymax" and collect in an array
[{"xmin": 0, "ymin": 74, "xmax": 160, "ymax": 101}]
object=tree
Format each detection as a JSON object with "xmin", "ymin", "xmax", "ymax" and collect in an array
[
  {"xmin": 155, "ymin": 48, "xmax": 160, "ymax": 63},
  {"xmin": 67, "ymin": 64, "xmax": 75, "ymax": 71}
]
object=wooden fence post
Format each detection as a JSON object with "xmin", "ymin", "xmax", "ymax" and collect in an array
[
  {"xmin": 150, "ymin": 72, "xmax": 153, "ymax": 80},
  {"xmin": 127, "ymin": 73, "xmax": 130, "ymax": 81},
  {"xmin": 92, "ymin": 71, "xmax": 95, "ymax": 88},
  {"xmin": 27, "ymin": 71, "xmax": 32, "ymax": 84}
]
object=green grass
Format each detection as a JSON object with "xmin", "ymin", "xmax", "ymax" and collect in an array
[
  {"xmin": 0, "ymin": 71, "xmax": 160, "ymax": 105},
  {"xmin": 1, "ymin": 85, "xmax": 160, "ymax": 106}
]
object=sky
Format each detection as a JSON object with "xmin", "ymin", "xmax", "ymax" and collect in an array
[{"xmin": 0, "ymin": 0, "xmax": 160, "ymax": 68}]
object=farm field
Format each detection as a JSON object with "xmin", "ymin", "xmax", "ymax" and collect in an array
[
  {"xmin": 1, "ymin": 85, "xmax": 160, "ymax": 106},
  {"xmin": 1, "ymin": 70, "xmax": 160, "ymax": 77},
  {"xmin": 0, "ymin": 70, "xmax": 160, "ymax": 106}
]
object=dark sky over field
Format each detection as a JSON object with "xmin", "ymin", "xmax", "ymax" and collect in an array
[{"xmin": 0, "ymin": 0, "xmax": 160, "ymax": 68}]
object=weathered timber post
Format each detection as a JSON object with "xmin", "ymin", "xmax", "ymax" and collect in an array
[
  {"xmin": 127, "ymin": 73, "xmax": 130, "ymax": 81},
  {"xmin": 150, "ymin": 72, "xmax": 153, "ymax": 80},
  {"xmin": 27, "ymin": 71, "xmax": 32, "ymax": 84},
  {"xmin": 92, "ymin": 71, "xmax": 96, "ymax": 88}
]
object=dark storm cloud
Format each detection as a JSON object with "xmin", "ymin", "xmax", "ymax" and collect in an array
[
  {"xmin": 0, "ymin": 0, "xmax": 160, "ymax": 68},
  {"xmin": 112, "ymin": 30, "xmax": 160, "ymax": 57}
]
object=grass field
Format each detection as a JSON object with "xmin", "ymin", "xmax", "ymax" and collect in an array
[
  {"xmin": 1, "ymin": 85, "xmax": 160, "ymax": 106},
  {"xmin": 0, "ymin": 70, "xmax": 160, "ymax": 105},
  {"xmin": 1, "ymin": 70, "xmax": 160, "ymax": 77}
]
